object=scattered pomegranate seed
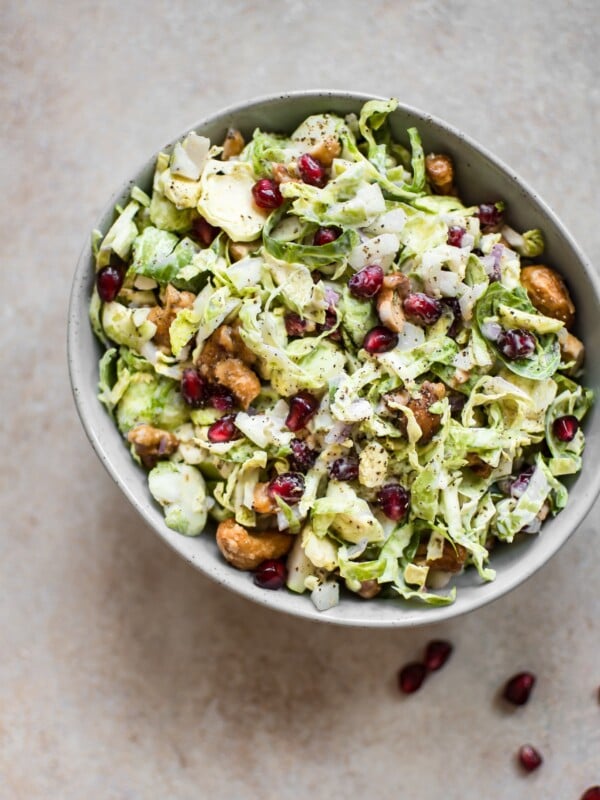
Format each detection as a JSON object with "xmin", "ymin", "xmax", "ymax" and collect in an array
[
  {"xmin": 328, "ymin": 457, "xmax": 359, "ymax": 481},
  {"xmin": 208, "ymin": 385, "xmax": 236, "ymax": 411},
  {"xmin": 96, "ymin": 264, "xmax": 125, "ymax": 302},
  {"xmin": 362, "ymin": 326, "xmax": 398, "ymax": 354},
  {"xmin": 313, "ymin": 226, "xmax": 341, "ymax": 246},
  {"xmin": 253, "ymin": 559, "xmax": 287, "ymax": 590},
  {"xmin": 268, "ymin": 472, "xmax": 305, "ymax": 505},
  {"xmin": 251, "ymin": 178, "xmax": 283, "ymax": 209},
  {"xmin": 285, "ymin": 312, "xmax": 309, "ymax": 337},
  {"xmin": 348, "ymin": 264, "xmax": 384, "ymax": 299},
  {"xmin": 581, "ymin": 788, "xmax": 600, "ymax": 800},
  {"xmin": 510, "ymin": 466, "xmax": 535, "ymax": 498},
  {"xmin": 553, "ymin": 415, "xmax": 579, "ymax": 442},
  {"xmin": 517, "ymin": 744, "xmax": 543, "ymax": 773},
  {"xmin": 403, "ymin": 293, "xmax": 442, "ymax": 325},
  {"xmin": 378, "ymin": 484, "xmax": 410, "ymax": 522},
  {"xmin": 497, "ymin": 328, "xmax": 536, "ymax": 360},
  {"xmin": 297, "ymin": 153, "xmax": 327, "ymax": 187},
  {"xmin": 289, "ymin": 438, "xmax": 318, "ymax": 472},
  {"xmin": 285, "ymin": 392, "xmax": 319, "ymax": 431},
  {"xmin": 477, "ymin": 201, "xmax": 504, "ymax": 229},
  {"xmin": 503, "ymin": 671, "xmax": 536, "ymax": 705},
  {"xmin": 192, "ymin": 216, "xmax": 219, "ymax": 245},
  {"xmin": 181, "ymin": 368, "xmax": 208, "ymax": 408},
  {"xmin": 447, "ymin": 225, "xmax": 466, "ymax": 247},
  {"xmin": 424, "ymin": 640, "xmax": 453, "ymax": 671},
  {"xmin": 207, "ymin": 414, "xmax": 239, "ymax": 443},
  {"xmin": 398, "ymin": 662, "xmax": 428, "ymax": 694}
]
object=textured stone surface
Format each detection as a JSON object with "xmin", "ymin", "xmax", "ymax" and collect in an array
[{"xmin": 1, "ymin": 1, "xmax": 599, "ymax": 797}]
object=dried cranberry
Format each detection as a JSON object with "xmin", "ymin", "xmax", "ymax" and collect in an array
[
  {"xmin": 398, "ymin": 662, "xmax": 427, "ymax": 694},
  {"xmin": 192, "ymin": 216, "xmax": 219, "ymax": 245},
  {"xmin": 497, "ymin": 328, "xmax": 536, "ymax": 360},
  {"xmin": 441, "ymin": 297, "xmax": 462, "ymax": 338},
  {"xmin": 96, "ymin": 264, "xmax": 125, "ymax": 303},
  {"xmin": 253, "ymin": 559, "xmax": 287, "ymax": 590},
  {"xmin": 510, "ymin": 466, "xmax": 534, "ymax": 498},
  {"xmin": 447, "ymin": 225, "xmax": 466, "ymax": 247},
  {"xmin": 251, "ymin": 178, "xmax": 283, "ymax": 209},
  {"xmin": 285, "ymin": 312, "xmax": 309, "ymax": 337},
  {"xmin": 477, "ymin": 201, "xmax": 504, "ymax": 229},
  {"xmin": 208, "ymin": 384, "xmax": 236, "ymax": 411},
  {"xmin": 517, "ymin": 745, "xmax": 543, "ymax": 773},
  {"xmin": 377, "ymin": 484, "xmax": 410, "ymax": 522},
  {"xmin": 297, "ymin": 153, "xmax": 327, "ymax": 188},
  {"xmin": 207, "ymin": 414, "xmax": 239, "ymax": 443},
  {"xmin": 424, "ymin": 640, "xmax": 453, "ymax": 671},
  {"xmin": 503, "ymin": 671, "xmax": 536, "ymax": 705},
  {"xmin": 363, "ymin": 326, "xmax": 398, "ymax": 354},
  {"xmin": 313, "ymin": 226, "xmax": 341, "ymax": 246},
  {"xmin": 403, "ymin": 293, "xmax": 442, "ymax": 325},
  {"xmin": 348, "ymin": 264, "xmax": 384, "ymax": 299},
  {"xmin": 553, "ymin": 415, "xmax": 579, "ymax": 442},
  {"xmin": 289, "ymin": 438, "xmax": 317, "ymax": 472},
  {"xmin": 285, "ymin": 392, "xmax": 319, "ymax": 432},
  {"xmin": 181, "ymin": 368, "xmax": 208, "ymax": 408},
  {"xmin": 268, "ymin": 472, "xmax": 305, "ymax": 505},
  {"xmin": 328, "ymin": 457, "xmax": 359, "ymax": 481},
  {"xmin": 581, "ymin": 788, "xmax": 600, "ymax": 800}
]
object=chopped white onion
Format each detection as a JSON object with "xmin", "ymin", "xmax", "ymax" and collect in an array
[
  {"xmin": 480, "ymin": 320, "xmax": 502, "ymax": 342},
  {"xmin": 311, "ymin": 581, "xmax": 340, "ymax": 611}
]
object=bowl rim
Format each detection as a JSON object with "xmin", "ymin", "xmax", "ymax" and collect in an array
[{"xmin": 68, "ymin": 88, "xmax": 600, "ymax": 627}]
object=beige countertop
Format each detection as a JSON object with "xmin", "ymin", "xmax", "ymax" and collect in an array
[{"xmin": 2, "ymin": 1, "xmax": 599, "ymax": 797}]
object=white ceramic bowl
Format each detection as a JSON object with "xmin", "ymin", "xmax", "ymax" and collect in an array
[{"xmin": 68, "ymin": 91, "xmax": 600, "ymax": 627}]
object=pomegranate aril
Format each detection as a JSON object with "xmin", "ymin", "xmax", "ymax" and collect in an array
[
  {"xmin": 289, "ymin": 438, "xmax": 318, "ymax": 472},
  {"xmin": 328, "ymin": 457, "xmax": 359, "ymax": 482},
  {"xmin": 348, "ymin": 264, "xmax": 384, "ymax": 299},
  {"xmin": 517, "ymin": 744, "xmax": 543, "ymax": 773},
  {"xmin": 251, "ymin": 178, "xmax": 283, "ymax": 209},
  {"xmin": 510, "ymin": 466, "xmax": 534, "ymax": 498},
  {"xmin": 378, "ymin": 483, "xmax": 410, "ymax": 521},
  {"xmin": 208, "ymin": 385, "xmax": 236, "ymax": 411},
  {"xmin": 403, "ymin": 293, "xmax": 442, "ymax": 325},
  {"xmin": 477, "ymin": 201, "xmax": 504, "ymax": 229},
  {"xmin": 96, "ymin": 264, "xmax": 125, "ymax": 303},
  {"xmin": 398, "ymin": 662, "xmax": 427, "ymax": 694},
  {"xmin": 447, "ymin": 225, "xmax": 466, "ymax": 247},
  {"xmin": 297, "ymin": 153, "xmax": 327, "ymax": 188},
  {"xmin": 285, "ymin": 312, "xmax": 309, "ymax": 337},
  {"xmin": 193, "ymin": 216, "xmax": 219, "ymax": 245},
  {"xmin": 497, "ymin": 328, "xmax": 536, "ymax": 360},
  {"xmin": 581, "ymin": 788, "xmax": 600, "ymax": 800},
  {"xmin": 268, "ymin": 472, "xmax": 305, "ymax": 505},
  {"xmin": 363, "ymin": 326, "xmax": 398, "ymax": 354},
  {"xmin": 503, "ymin": 671, "xmax": 536, "ymax": 705},
  {"xmin": 424, "ymin": 640, "xmax": 453, "ymax": 671},
  {"xmin": 553, "ymin": 414, "xmax": 579, "ymax": 442},
  {"xmin": 285, "ymin": 391, "xmax": 319, "ymax": 432},
  {"xmin": 253, "ymin": 559, "xmax": 287, "ymax": 590},
  {"xmin": 313, "ymin": 226, "xmax": 341, "ymax": 246},
  {"xmin": 181, "ymin": 368, "xmax": 208, "ymax": 408},
  {"xmin": 207, "ymin": 414, "xmax": 239, "ymax": 443}
]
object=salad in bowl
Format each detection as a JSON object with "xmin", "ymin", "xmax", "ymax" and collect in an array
[{"xmin": 89, "ymin": 98, "xmax": 592, "ymax": 612}]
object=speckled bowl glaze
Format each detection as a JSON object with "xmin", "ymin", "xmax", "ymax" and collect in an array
[{"xmin": 68, "ymin": 91, "xmax": 600, "ymax": 627}]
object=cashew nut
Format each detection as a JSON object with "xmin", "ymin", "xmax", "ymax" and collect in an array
[
  {"xmin": 215, "ymin": 519, "xmax": 293, "ymax": 570},
  {"xmin": 425, "ymin": 153, "xmax": 455, "ymax": 195},
  {"xmin": 127, "ymin": 424, "xmax": 178, "ymax": 469},
  {"xmin": 253, "ymin": 482, "xmax": 277, "ymax": 514},
  {"xmin": 559, "ymin": 331, "xmax": 585, "ymax": 375},
  {"xmin": 520, "ymin": 265, "xmax": 575, "ymax": 328},
  {"xmin": 222, "ymin": 128, "xmax": 245, "ymax": 160},
  {"xmin": 308, "ymin": 137, "xmax": 341, "ymax": 167}
]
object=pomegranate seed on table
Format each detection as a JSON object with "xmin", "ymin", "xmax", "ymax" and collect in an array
[
  {"xmin": 268, "ymin": 472, "xmax": 305, "ymax": 505},
  {"xmin": 181, "ymin": 368, "xmax": 208, "ymax": 408},
  {"xmin": 348, "ymin": 264, "xmax": 384, "ymax": 299},
  {"xmin": 477, "ymin": 201, "xmax": 504, "ymax": 229},
  {"xmin": 285, "ymin": 312, "xmax": 309, "ymax": 337},
  {"xmin": 192, "ymin": 216, "xmax": 219, "ymax": 245},
  {"xmin": 517, "ymin": 744, "xmax": 543, "ymax": 773},
  {"xmin": 398, "ymin": 662, "xmax": 428, "ymax": 694},
  {"xmin": 289, "ymin": 438, "xmax": 318, "ymax": 472},
  {"xmin": 447, "ymin": 225, "xmax": 466, "ymax": 247},
  {"xmin": 313, "ymin": 226, "xmax": 341, "ymax": 246},
  {"xmin": 285, "ymin": 391, "xmax": 320, "ymax": 431},
  {"xmin": 403, "ymin": 293, "xmax": 443, "ymax": 325},
  {"xmin": 362, "ymin": 326, "xmax": 398, "ymax": 354},
  {"xmin": 553, "ymin": 414, "xmax": 579, "ymax": 442},
  {"xmin": 497, "ymin": 328, "xmax": 536, "ymax": 360},
  {"xmin": 207, "ymin": 414, "xmax": 239, "ymax": 443},
  {"xmin": 581, "ymin": 788, "xmax": 600, "ymax": 800},
  {"xmin": 297, "ymin": 153, "xmax": 327, "ymax": 187},
  {"xmin": 503, "ymin": 671, "xmax": 536, "ymax": 705},
  {"xmin": 424, "ymin": 640, "xmax": 453, "ymax": 671},
  {"xmin": 251, "ymin": 178, "xmax": 283, "ymax": 209},
  {"xmin": 208, "ymin": 384, "xmax": 236, "ymax": 411},
  {"xmin": 253, "ymin": 559, "xmax": 287, "ymax": 590},
  {"xmin": 96, "ymin": 264, "xmax": 125, "ymax": 302},
  {"xmin": 328, "ymin": 457, "xmax": 359, "ymax": 481},
  {"xmin": 377, "ymin": 484, "xmax": 410, "ymax": 522}
]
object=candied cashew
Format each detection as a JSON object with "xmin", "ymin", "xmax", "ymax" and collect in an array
[
  {"xmin": 416, "ymin": 539, "xmax": 468, "ymax": 573},
  {"xmin": 308, "ymin": 137, "xmax": 341, "ymax": 167},
  {"xmin": 147, "ymin": 284, "xmax": 196, "ymax": 353},
  {"xmin": 222, "ymin": 128, "xmax": 245, "ymax": 160},
  {"xmin": 214, "ymin": 358, "xmax": 261, "ymax": 409},
  {"xmin": 425, "ymin": 153, "xmax": 455, "ymax": 195},
  {"xmin": 215, "ymin": 519, "xmax": 293, "ymax": 570},
  {"xmin": 357, "ymin": 580, "xmax": 381, "ymax": 599},
  {"xmin": 520, "ymin": 265, "xmax": 575, "ymax": 328},
  {"xmin": 253, "ymin": 482, "xmax": 277, "ymax": 514},
  {"xmin": 127, "ymin": 424, "xmax": 178, "ymax": 469},
  {"xmin": 395, "ymin": 381, "xmax": 446, "ymax": 443},
  {"xmin": 559, "ymin": 331, "xmax": 585, "ymax": 374},
  {"xmin": 377, "ymin": 274, "xmax": 410, "ymax": 334}
]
